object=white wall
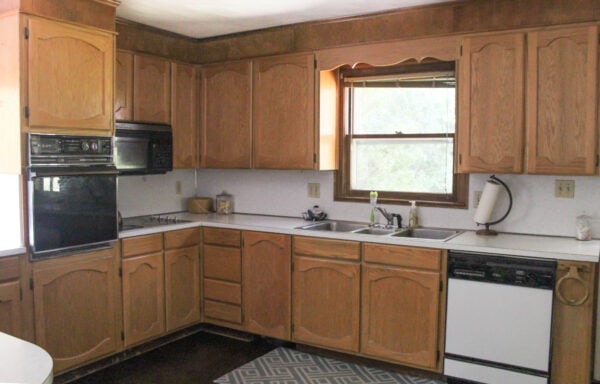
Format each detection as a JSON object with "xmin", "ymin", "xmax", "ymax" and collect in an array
[
  {"xmin": 194, "ymin": 169, "xmax": 600, "ymax": 238},
  {"xmin": 117, "ymin": 169, "xmax": 196, "ymax": 217}
]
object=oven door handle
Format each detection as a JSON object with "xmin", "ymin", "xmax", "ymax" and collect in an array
[{"xmin": 28, "ymin": 166, "xmax": 119, "ymax": 178}]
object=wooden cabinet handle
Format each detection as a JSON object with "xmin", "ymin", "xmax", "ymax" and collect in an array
[{"xmin": 556, "ymin": 265, "xmax": 590, "ymax": 306}]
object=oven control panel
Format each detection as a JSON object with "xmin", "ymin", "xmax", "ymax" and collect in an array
[{"xmin": 29, "ymin": 134, "xmax": 113, "ymax": 165}]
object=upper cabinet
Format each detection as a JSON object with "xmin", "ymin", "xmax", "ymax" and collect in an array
[
  {"xmin": 133, "ymin": 55, "xmax": 171, "ymax": 124},
  {"xmin": 115, "ymin": 51, "xmax": 133, "ymax": 121},
  {"xmin": 200, "ymin": 61, "xmax": 252, "ymax": 168},
  {"xmin": 26, "ymin": 16, "xmax": 114, "ymax": 135},
  {"xmin": 458, "ymin": 33, "xmax": 525, "ymax": 173},
  {"xmin": 171, "ymin": 62, "xmax": 198, "ymax": 168},
  {"xmin": 526, "ymin": 26, "xmax": 598, "ymax": 175},
  {"xmin": 253, "ymin": 53, "xmax": 317, "ymax": 169}
]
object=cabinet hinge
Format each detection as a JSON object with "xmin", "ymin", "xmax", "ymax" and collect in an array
[
  {"xmin": 291, "ymin": 262, "xmax": 294, "ymax": 272},
  {"xmin": 29, "ymin": 278, "xmax": 33, "ymax": 291},
  {"xmin": 458, "ymin": 154, "xmax": 462, "ymax": 165},
  {"xmin": 119, "ymin": 267, "xmax": 122, "ymax": 277},
  {"xmin": 24, "ymin": 106, "xmax": 29, "ymax": 119},
  {"xmin": 314, "ymin": 58, "xmax": 317, "ymax": 69},
  {"xmin": 440, "ymin": 280, "xmax": 443, "ymax": 292},
  {"xmin": 121, "ymin": 331, "xmax": 125, "ymax": 341},
  {"xmin": 291, "ymin": 323, "xmax": 295, "ymax": 333},
  {"xmin": 313, "ymin": 153, "xmax": 317, "ymax": 164},
  {"xmin": 459, "ymin": 44, "xmax": 462, "ymax": 56},
  {"xmin": 19, "ymin": 286, "xmax": 23, "ymax": 301},
  {"xmin": 596, "ymin": 154, "xmax": 599, "ymax": 167},
  {"xmin": 437, "ymin": 350, "xmax": 441, "ymax": 363},
  {"xmin": 24, "ymin": 27, "xmax": 29, "ymax": 40}
]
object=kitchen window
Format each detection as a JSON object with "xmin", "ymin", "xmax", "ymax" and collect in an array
[{"xmin": 334, "ymin": 61, "xmax": 468, "ymax": 207}]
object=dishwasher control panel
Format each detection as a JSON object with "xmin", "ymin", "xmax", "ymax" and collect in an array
[{"xmin": 448, "ymin": 252, "xmax": 556, "ymax": 289}]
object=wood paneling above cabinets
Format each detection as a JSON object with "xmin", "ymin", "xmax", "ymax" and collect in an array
[{"xmin": 458, "ymin": 25, "xmax": 599, "ymax": 175}]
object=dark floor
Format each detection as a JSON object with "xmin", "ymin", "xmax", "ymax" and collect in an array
[{"xmin": 68, "ymin": 331, "xmax": 277, "ymax": 384}]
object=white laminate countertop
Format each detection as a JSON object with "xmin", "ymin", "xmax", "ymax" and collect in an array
[
  {"xmin": 0, "ymin": 332, "xmax": 53, "ymax": 384},
  {"xmin": 119, "ymin": 213, "xmax": 600, "ymax": 263}
]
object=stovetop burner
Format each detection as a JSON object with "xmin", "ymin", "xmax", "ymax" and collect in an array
[{"xmin": 120, "ymin": 214, "xmax": 191, "ymax": 231}]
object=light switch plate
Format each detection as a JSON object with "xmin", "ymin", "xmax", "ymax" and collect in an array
[{"xmin": 555, "ymin": 179, "xmax": 574, "ymax": 198}]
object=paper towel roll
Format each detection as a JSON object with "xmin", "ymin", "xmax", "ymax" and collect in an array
[{"xmin": 474, "ymin": 180, "xmax": 502, "ymax": 224}]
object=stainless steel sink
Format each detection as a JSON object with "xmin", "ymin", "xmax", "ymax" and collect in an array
[
  {"xmin": 392, "ymin": 228, "xmax": 461, "ymax": 240},
  {"xmin": 297, "ymin": 221, "xmax": 368, "ymax": 232},
  {"xmin": 352, "ymin": 227, "xmax": 397, "ymax": 236}
]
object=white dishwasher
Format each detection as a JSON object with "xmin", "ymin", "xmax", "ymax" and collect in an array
[{"xmin": 444, "ymin": 251, "xmax": 556, "ymax": 384}]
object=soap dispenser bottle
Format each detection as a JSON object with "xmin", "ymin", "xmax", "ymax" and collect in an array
[{"xmin": 408, "ymin": 200, "xmax": 419, "ymax": 228}]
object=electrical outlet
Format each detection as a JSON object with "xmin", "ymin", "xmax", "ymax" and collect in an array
[
  {"xmin": 473, "ymin": 190, "xmax": 482, "ymax": 208},
  {"xmin": 308, "ymin": 183, "xmax": 320, "ymax": 198},
  {"xmin": 175, "ymin": 181, "xmax": 182, "ymax": 195},
  {"xmin": 555, "ymin": 179, "xmax": 575, "ymax": 198}
]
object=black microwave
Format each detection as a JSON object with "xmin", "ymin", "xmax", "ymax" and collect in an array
[{"xmin": 115, "ymin": 122, "xmax": 173, "ymax": 175}]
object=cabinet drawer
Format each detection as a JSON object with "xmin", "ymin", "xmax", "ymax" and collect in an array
[
  {"xmin": 203, "ymin": 245, "xmax": 241, "ymax": 282},
  {"xmin": 363, "ymin": 243, "xmax": 441, "ymax": 271},
  {"xmin": 0, "ymin": 256, "xmax": 20, "ymax": 282},
  {"xmin": 122, "ymin": 234, "xmax": 163, "ymax": 258},
  {"xmin": 164, "ymin": 227, "xmax": 200, "ymax": 249},
  {"xmin": 204, "ymin": 279, "xmax": 241, "ymax": 304},
  {"xmin": 293, "ymin": 236, "xmax": 360, "ymax": 261},
  {"xmin": 204, "ymin": 300, "xmax": 242, "ymax": 324},
  {"xmin": 203, "ymin": 227, "xmax": 241, "ymax": 247}
]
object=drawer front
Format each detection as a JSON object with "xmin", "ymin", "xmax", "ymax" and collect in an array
[
  {"xmin": 293, "ymin": 236, "xmax": 360, "ymax": 261},
  {"xmin": 164, "ymin": 227, "xmax": 201, "ymax": 249},
  {"xmin": 204, "ymin": 300, "xmax": 242, "ymax": 324},
  {"xmin": 0, "ymin": 256, "xmax": 20, "ymax": 282},
  {"xmin": 203, "ymin": 245, "xmax": 241, "ymax": 282},
  {"xmin": 122, "ymin": 234, "xmax": 163, "ymax": 258},
  {"xmin": 204, "ymin": 279, "xmax": 241, "ymax": 305},
  {"xmin": 363, "ymin": 243, "xmax": 441, "ymax": 270},
  {"xmin": 203, "ymin": 227, "xmax": 241, "ymax": 247}
]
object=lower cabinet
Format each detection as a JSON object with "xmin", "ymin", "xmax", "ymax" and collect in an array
[
  {"xmin": 361, "ymin": 244, "xmax": 444, "ymax": 371},
  {"xmin": 243, "ymin": 231, "xmax": 291, "ymax": 339},
  {"xmin": 32, "ymin": 247, "xmax": 121, "ymax": 373},
  {"xmin": 292, "ymin": 237, "xmax": 361, "ymax": 353},
  {"xmin": 0, "ymin": 256, "xmax": 23, "ymax": 338}
]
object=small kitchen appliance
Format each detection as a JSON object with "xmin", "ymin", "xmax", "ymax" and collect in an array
[{"xmin": 27, "ymin": 133, "xmax": 118, "ymax": 260}]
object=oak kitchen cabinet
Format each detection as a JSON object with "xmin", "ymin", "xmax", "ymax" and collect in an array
[
  {"xmin": 171, "ymin": 62, "xmax": 198, "ymax": 168},
  {"xmin": 26, "ymin": 15, "xmax": 114, "ymax": 135},
  {"xmin": 253, "ymin": 53, "xmax": 317, "ymax": 169},
  {"xmin": 458, "ymin": 32, "xmax": 525, "ymax": 173},
  {"xmin": 200, "ymin": 61, "xmax": 252, "ymax": 168},
  {"xmin": 32, "ymin": 246, "xmax": 122, "ymax": 373},
  {"xmin": 361, "ymin": 244, "xmax": 445, "ymax": 371},
  {"xmin": 121, "ymin": 233, "xmax": 165, "ymax": 347},
  {"xmin": 458, "ymin": 25, "xmax": 597, "ymax": 175},
  {"xmin": 292, "ymin": 236, "xmax": 361, "ymax": 353},
  {"xmin": 164, "ymin": 228, "xmax": 201, "ymax": 331},
  {"xmin": 0, "ymin": 256, "xmax": 24, "ymax": 339},
  {"xmin": 133, "ymin": 54, "xmax": 171, "ymax": 124},
  {"xmin": 202, "ymin": 227, "xmax": 244, "ymax": 328},
  {"xmin": 115, "ymin": 51, "xmax": 133, "ymax": 121},
  {"xmin": 243, "ymin": 231, "xmax": 291, "ymax": 340},
  {"xmin": 526, "ymin": 25, "xmax": 598, "ymax": 175}
]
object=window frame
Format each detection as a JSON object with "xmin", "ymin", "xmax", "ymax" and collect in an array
[{"xmin": 333, "ymin": 61, "xmax": 469, "ymax": 208}]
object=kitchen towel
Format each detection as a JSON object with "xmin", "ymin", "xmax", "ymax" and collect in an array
[{"xmin": 214, "ymin": 347, "xmax": 443, "ymax": 384}]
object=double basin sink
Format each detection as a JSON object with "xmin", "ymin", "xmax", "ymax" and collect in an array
[{"xmin": 297, "ymin": 221, "xmax": 461, "ymax": 241}]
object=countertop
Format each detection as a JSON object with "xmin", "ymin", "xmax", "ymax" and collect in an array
[
  {"xmin": 119, "ymin": 213, "xmax": 600, "ymax": 263},
  {"xmin": 0, "ymin": 332, "xmax": 53, "ymax": 384}
]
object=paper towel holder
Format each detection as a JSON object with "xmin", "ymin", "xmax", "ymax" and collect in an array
[{"xmin": 475, "ymin": 175, "xmax": 513, "ymax": 236}]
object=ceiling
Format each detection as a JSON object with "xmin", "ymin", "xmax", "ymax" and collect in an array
[{"xmin": 116, "ymin": 0, "xmax": 454, "ymax": 39}]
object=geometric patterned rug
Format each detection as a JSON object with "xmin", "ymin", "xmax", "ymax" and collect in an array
[{"xmin": 214, "ymin": 347, "xmax": 445, "ymax": 384}]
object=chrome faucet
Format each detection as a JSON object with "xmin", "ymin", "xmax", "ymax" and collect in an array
[{"xmin": 375, "ymin": 207, "xmax": 402, "ymax": 229}]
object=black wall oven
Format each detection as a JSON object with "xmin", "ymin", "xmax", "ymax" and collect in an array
[{"xmin": 28, "ymin": 134, "xmax": 118, "ymax": 260}]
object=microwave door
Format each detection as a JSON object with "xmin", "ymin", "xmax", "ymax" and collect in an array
[{"xmin": 115, "ymin": 137, "xmax": 150, "ymax": 173}]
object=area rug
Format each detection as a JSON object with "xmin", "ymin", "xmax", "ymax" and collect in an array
[{"xmin": 214, "ymin": 347, "xmax": 445, "ymax": 384}]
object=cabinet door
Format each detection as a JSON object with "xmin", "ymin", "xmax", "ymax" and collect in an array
[
  {"xmin": 526, "ymin": 26, "xmax": 598, "ymax": 175},
  {"xmin": 292, "ymin": 256, "xmax": 359, "ymax": 352},
  {"xmin": 458, "ymin": 33, "xmax": 525, "ymax": 173},
  {"xmin": 171, "ymin": 62, "xmax": 198, "ymax": 168},
  {"xmin": 115, "ymin": 51, "xmax": 133, "ymax": 121},
  {"xmin": 200, "ymin": 61, "xmax": 252, "ymax": 168},
  {"xmin": 243, "ymin": 231, "xmax": 291, "ymax": 340},
  {"xmin": 361, "ymin": 264, "xmax": 441, "ymax": 369},
  {"xmin": 0, "ymin": 280, "xmax": 22, "ymax": 338},
  {"xmin": 122, "ymin": 252, "xmax": 165, "ymax": 347},
  {"xmin": 133, "ymin": 55, "xmax": 171, "ymax": 124},
  {"xmin": 27, "ymin": 16, "xmax": 114, "ymax": 134},
  {"xmin": 165, "ymin": 246, "xmax": 200, "ymax": 332},
  {"xmin": 253, "ymin": 53, "xmax": 315, "ymax": 169},
  {"xmin": 33, "ymin": 250, "xmax": 120, "ymax": 373}
]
